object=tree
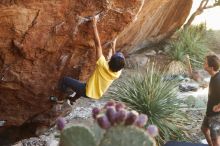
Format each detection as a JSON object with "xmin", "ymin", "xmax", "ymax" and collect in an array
[{"xmin": 184, "ymin": 0, "xmax": 220, "ymax": 28}]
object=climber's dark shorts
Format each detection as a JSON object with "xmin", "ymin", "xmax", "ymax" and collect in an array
[
  {"xmin": 60, "ymin": 76, "xmax": 89, "ymax": 101},
  {"xmin": 202, "ymin": 115, "xmax": 220, "ymax": 139}
]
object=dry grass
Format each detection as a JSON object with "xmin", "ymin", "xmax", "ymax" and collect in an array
[
  {"xmin": 166, "ymin": 61, "xmax": 188, "ymax": 75},
  {"xmin": 206, "ymin": 30, "xmax": 220, "ymax": 54}
]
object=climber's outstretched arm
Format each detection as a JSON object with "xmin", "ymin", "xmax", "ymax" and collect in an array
[
  {"xmin": 92, "ymin": 17, "xmax": 103, "ymax": 60},
  {"xmin": 107, "ymin": 37, "xmax": 117, "ymax": 60},
  {"xmin": 112, "ymin": 37, "xmax": 117, "ymax": 55}
]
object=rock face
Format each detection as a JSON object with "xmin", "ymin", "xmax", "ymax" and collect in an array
[
  {"xmin": 118, "ymin": 0, "xmax": 193, "ymax": 53},
  {"xmin": 0, "ymin": 0, "xmax": 192, "ymax": 144}
]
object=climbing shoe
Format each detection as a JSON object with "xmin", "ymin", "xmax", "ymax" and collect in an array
[
  {"xmin": 50, "ymin": 96, "xmax": 64, "ymax": 104},
  {"xmin": 50, "ymin": 96, "xmax": 58, "ymax": 102}
]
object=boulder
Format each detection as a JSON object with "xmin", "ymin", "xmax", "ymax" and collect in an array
[
  {"xmin": 117, "ymin": 0, "xmax": 193, "ymax": 53},
  {"xmin": 0, "ymin": 0, "xmax": 143, "ymax": 127}
]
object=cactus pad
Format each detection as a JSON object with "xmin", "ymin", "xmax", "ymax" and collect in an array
[
  {"xmin": 59, "ymin": 125, "xmax": 96, "ymax": 146},
  {"xmin": 99, "ymin": 126, "xmax": 155, "ymax": 146}
]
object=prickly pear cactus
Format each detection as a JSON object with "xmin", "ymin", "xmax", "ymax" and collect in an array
[
  {"xmin": 58, "ymin": 100, "xmax": 157, "ymax": 146},
  {"xmin": 59, "ymin": 125, "xmax": 96, "ymax": 146},
  {"xmin": 99, "ymin": 126, "xmax": 155, "ymax": 146},
  {"xmin": 90, "ymin": 122, "xmax": 105, "ymax": 145}
]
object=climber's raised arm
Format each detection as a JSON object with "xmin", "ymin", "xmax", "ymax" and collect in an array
[
  {"xmin": 92, "ymin": 17, "xmax": 102, "ymax": 60},
  {"xmin": 112, "ymin": 37, "xmax": 117, "ymax": 55},
  {"xmin": 107, "ymin": 37, "xmax": 118, "ymax": 60}
]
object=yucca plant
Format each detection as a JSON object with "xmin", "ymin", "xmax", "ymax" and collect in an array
[
  {"xmin": 168, "ymin": 39, "xmax": 185, "ymax": 62},
  {"xmin": 108, "ymin": 65, "xmax": 190, "ymax": 145},
  {"xmin": 168, "ymin": 23, "xmax": 208, "ymax": 69}
]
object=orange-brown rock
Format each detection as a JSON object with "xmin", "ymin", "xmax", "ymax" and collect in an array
[
  {"xmin": 118, "ymin": 0, "xmax": 193, "ymax": 52},
  {"xmin": 0, "ymin": 0, "xmax": 192, "ymax": 144}
]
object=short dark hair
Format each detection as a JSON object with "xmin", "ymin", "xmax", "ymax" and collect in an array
[
  {"xmin": 108, "ymin": 55, "xmax": 125, "ymax": 72},
  {"xmin": 206, "ymin": 55, "xmax": 220, "ymax": 71}
]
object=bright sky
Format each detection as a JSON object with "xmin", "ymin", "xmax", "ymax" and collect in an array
[{"xmin": 189, "ymin": 0, "xmax": 220, "ymax": 30}]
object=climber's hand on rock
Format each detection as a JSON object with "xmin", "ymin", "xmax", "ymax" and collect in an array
[{"xmin": 92, "ymin": 16, "xmax": 98, "ymax": 27}]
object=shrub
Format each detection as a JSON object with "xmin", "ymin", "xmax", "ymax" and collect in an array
[
  {"xmin": 108, "ymin": 65, "xmax": 190, "ymax": 145},
  {"xmin": 167, "ymin": 23, "xmax": 208, "ymax": 69}
]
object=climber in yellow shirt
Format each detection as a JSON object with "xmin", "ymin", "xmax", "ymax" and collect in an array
[{"xmin": 59, "ymin": 16, "xmax": 125, "ymax": 104}]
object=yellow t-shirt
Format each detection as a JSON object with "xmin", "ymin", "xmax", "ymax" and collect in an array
[{"xmin": 86, "ymin": 55, "xmax": 121, "ymax": 99}]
